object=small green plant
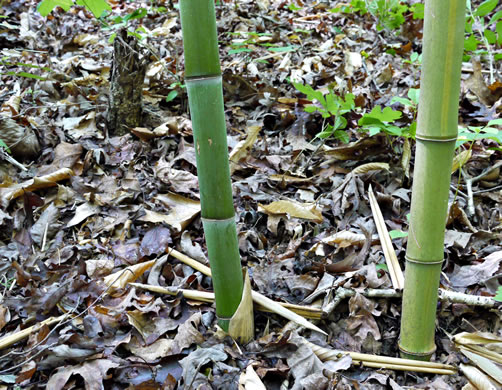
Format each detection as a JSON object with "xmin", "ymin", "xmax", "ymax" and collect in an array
[
  {"xmin": 358, "ymin": 105, "xmax": 406, "ymax": 138},
  {"xmin": 38, "ymin": 0, "xmax": 111, "ymax": 18},
  {"xmin": 464, "ymin": 0, "xmax": 502, "ymax": 60},
  {"xmin": 403, "ymin": 51, "xmax": 422, "ymax": 66},
  {"xmin": 330, "ymin": 0, "xmax": 424, "ymax": 32},
  {"xmin": 495, "ymin": 286, "xmax": 502, "ymax": 302},
  {"xmin": 293, "ymin": 82, "xmax": 355, "ymax": 143},
  {"xmin": 165, "ymin": 81, "xmax": 186, "ymax": 103},
  {"xmin": 358, "ymin": 88, "xmax": 419, "ymax": 140},
  {"xmin": 227, "ymin": 31, "xmax": 298, "ymax": 55},
  {"xmin": 0, "ymin": 56, "xmax": 52, "ymax": 81},
  {"xmin": 456, "ymin": 119, "xmax": 502, "ymax": 148},
  {"xmin": 0, "ymin": 139, "xmax": 10, "ymax": 154}
]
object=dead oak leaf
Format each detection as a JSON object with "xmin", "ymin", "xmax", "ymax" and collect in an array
[
  {"xmin": 47, "ymin": 359, "xmax": 119, "ymax": 390},
  {"xmin": 258, "ymin": 200, "xmax": 323, "ymax": 223}
]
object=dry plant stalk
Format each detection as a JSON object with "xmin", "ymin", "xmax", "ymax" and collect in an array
[
  {"xmin": 368, "ymin": 185, "xmax": 405, "ymax": 289},
  {"xmin": 129, "ymin": 282, "xmax": 322, "ymax": 320},
  {"xmin": 0, "ymin": 314, "xmax": 68, "ymax": 351},
  {"xmin": 165, "ymin": 247, "xmax": 326, "ymax": 334},
  {"xmin": 305, "ymin": 340, "xmax": 456, "ymax": 375}
]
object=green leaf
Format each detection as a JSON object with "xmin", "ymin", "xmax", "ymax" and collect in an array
[
  {"xmin": 333, "ymin": 115, "xmax": 347, "ymax": 130},
  {"xmin": 473, "ymin": 0, "xmax": 497, "ymax": 17},
  {"xmin": 287, "ymin": 3, "xmax": 302, "ymax": 11},
  {"xmin": 408, "ymin": 88, "xmax": 419, "ymax": 104},
  {"xmin": 0, "ymin": 139, "xmax": 11, "ymax": 153},
  {"xmin": 333, "ymin": 129, "xmax": 350, "ymax": 143},
  {"xmin": 368, "ymin": 127, "xmax": 382, "ymax": 136},
  {"xmin": 304, "ymin": 105, "xmax": 318, "ymax": 113},
  {"xmin": 360, "ymin": 105, "xmax": 402, "ymax": 124},
  {"xmin": 484, "ymin": 29, "xmax": 497, "ymax": 44},
  {"xmin": 389, "ymin": 230, "xmax": 408, "ymax": 239},
  {"xmin": 317, "ymin": 124, "xmax": 334, "ymax": 139},
  {"xmin": 391, "ymin": 96, "xmax": 413, "ymax": 107},
  {"xmin": 123, "ymin": 7, "xmax": 147, "ymax": 22},
  {"xmin": 489, "ymin": 10, "xmax": 502, "ymax": 25},
  {"xmin": 412, "ymin": 3, "xmax": 424, "ymax": 19},
  {"xmin": 340, "ymin": 93, "xmax": 355, "ymax": 112},
  {"xmin": 494, "ymin": 286, "xmax": 502, "ymax": 302},
  {"xmin": 37, "ymin": 0, "xmax": 73, "ymax": 16},
  {"xmin": 464, "ymin": 34, "xmax": 481, "ymax": 51},
  {"xmin": 325, "ymin": 92, "xmax": 340, "ymax": 114},
  {"xmin": 376, "ymin": 263, "xmax": 389, "ymax": 272},
  {"xmin": 267, "ymin": 45, "xmax": 298, "ymax": 53},
  {"xmin": 1, "ymin": 71, "xmax": 47, "ymax": 80},
  {"xmin": 385, "ymin": 125, "xmax": 403, "ymax": 136},
  {"xmin": 497, "ymin": 21, "xmax": 502, "ymax": 45},
  {"xmin": 165, "ymin": 90, "xmax": 178, "ymax": 103},
  {"xmin": 487, "ymin": 119, "xmax": 502, "ymax": 126},
  {"xmin": 75, "ymin": 0, "xmax": 111, "ymax": 18}
]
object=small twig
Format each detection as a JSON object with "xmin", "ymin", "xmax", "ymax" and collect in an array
[
  {"xmin": 322, "ymin": 287, "xmax": 498, "ymax": 318},
  {"xmin": 0, "ymin": 150, "xmax": 27, "ymax": 171},
  {"xmin": 464, "ymin": 161, "xmax": 502, "ymax": 216}
]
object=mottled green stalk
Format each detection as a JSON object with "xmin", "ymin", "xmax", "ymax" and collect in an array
[
  {"xmin": 399, "ymin": 0, "xmax": 465, "ymax": 360},
  {"xmin": 179, "ymin": 0, "xmax": 243, "ymax": 331}
]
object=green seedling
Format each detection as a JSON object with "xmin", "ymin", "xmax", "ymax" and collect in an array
[
  {"xmin": 389, "ymin": 229, "xmax": 408, "ymax": 239},
  {"xmin": 0, "ymin": 57, "xmax": 52, "ymax": 81},
  {"xmin": 495, "ymin": 286, "xmax": 502, "ymax": 302},
  {"xmin": 358, "ymin": 105, "xmax": 406, "ymax": 138},
  {"xmin": 0, "ymin": 139, "xmax": 11, "ymax": 154},
  {"xmin": 287, "ymin": 2, "xmax": 302, "ymax": 11},
  {"xmin": 293, "ymin": 82, "xmax": 355, "ymax": 143},
  {"xmin": 166, "ymin": 81, "xmax": 186, "ymax": 103},
  {"xmin": 38, "ymin": 0, "xmax": 111, "ymax": 18},
  {"xmin": 330, "ymin": 0, "xmax": 423, "ymax": 32},
  {"xmin": 403, "ymin": 51, "xmax": 422, "ymax": 65},
  {"xmin": 227, "ymin": 31, "xmax": 298, "ymax": 55},
  {"xmin": 464, "ymin": 0, "xmax": 502, "ymax": 62},
  {"xmin": 456, "ymin": 119, "xmax": 502, "ymax": 149}
]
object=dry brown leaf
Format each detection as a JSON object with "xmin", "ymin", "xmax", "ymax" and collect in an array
[
  {"xmin": 352, "ymin": 162, "xmax": 389, "ymax": 175},
  {"xmin": 0, "ymin": 168, "xmax": 74, "ymax": 207},
  {"xmin": 258, "ymin": 200, "xmax": 323, "ymax": 223},
  {"xmin": 103, "ymin": 260, "xmax": 156, "ymax": 291}
]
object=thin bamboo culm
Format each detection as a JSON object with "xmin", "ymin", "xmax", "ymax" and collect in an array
[
  {"xmin": 179, "ymin": 0, "xmax": 243, "ymax": 331},
  {"xmin": 399, "ymin": 0, "xmax": 466, "ymax": 360}
]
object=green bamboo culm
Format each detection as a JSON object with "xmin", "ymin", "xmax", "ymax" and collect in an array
[
  {"xmin": 399, "ymin": 0, "xmax": 466, "ymax": 360},
  {"xmin": 179, "ymin": 0, "xmax": 243, "ymax": 331}
]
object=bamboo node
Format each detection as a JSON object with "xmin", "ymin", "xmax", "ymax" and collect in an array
[
  {"xmin": 405, "ymin": 255, "xmax": 444, "ymax": 265},
  {"xmin": 415, "ymin": 135, "xmax": 457, "ymax": 142}
]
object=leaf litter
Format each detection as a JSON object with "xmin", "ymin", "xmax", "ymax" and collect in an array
[{"xmin": 0, "ymin": 0, "xmax": 501, "ymax": 389}]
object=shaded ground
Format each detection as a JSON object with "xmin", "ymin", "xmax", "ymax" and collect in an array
[{"xmin": 0, "ymin": 0, "xmax": 501, "ymax": 389}]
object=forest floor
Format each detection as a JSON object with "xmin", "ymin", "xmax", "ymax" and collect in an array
[{"xmin": 0, "ymin": 0, "xmax": 501, "ymax": 389}]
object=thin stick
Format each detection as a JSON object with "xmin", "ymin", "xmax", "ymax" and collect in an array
[
  {"xmin": 165, "ymin": 247, "xmax": 326, "ymax": 334},
  {"xmin": 368, "ymin": 185, "xmax": 405, "ymax": 289}
]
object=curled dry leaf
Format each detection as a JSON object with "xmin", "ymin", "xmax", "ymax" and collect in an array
[
  {"xmin": 0, "ymin": 168, "xmax": 74, "ymax": 208},
  {"xmin": 239, "ymin": 364, "xmax": 267, "ymax": 390},
  {"xmin": 229, "ymin": 125, "xmax": 261, "ymax": 172},
  {"xmin": 452, "ymin": 149, "xmax": 472, "ymax": 173},
  {"xmin": 144, "ymin": 192, "xmax": 201, "ymax": 232},
  {"xmin": 352, "ymin": 162, "xmax": 390, "ymax": 175},
  {"xmin": 460, "ymin": 364, "xmax": 498, "ymax": 390},
  {"xmin": 103, "ymin": 260, "xmax": 156, "ymax": 291},
  {"xmin": 258, "ymin": 200, "xmax": 323, "ymax": 223}
]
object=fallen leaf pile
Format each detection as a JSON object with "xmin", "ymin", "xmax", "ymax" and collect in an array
[{"xmin": 0, "ymin": 0, "xmax": 501, "ymax": 389}]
